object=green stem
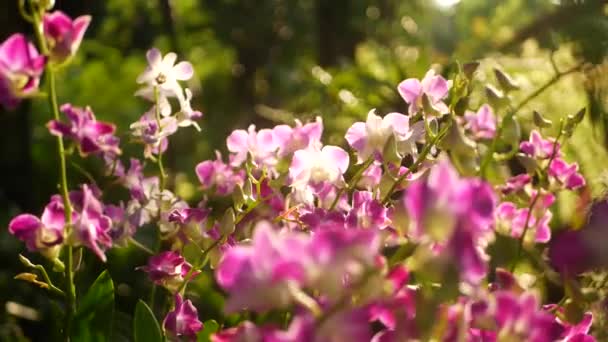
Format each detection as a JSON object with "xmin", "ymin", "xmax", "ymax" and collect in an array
[
  {"xmin": 34, "ymin": 264, "xmax": 66, "ymax": 297},
  {"xmin": 30, "ymin": 7, "xmax": 76, "ymax": 339},
  {"xmin": 511, "ymin": 121, "xmax": 564, "ymax": 271},
  {"xmin": 49, "ymin": 59, "xmax": 76, "ymax": 342},
  {"xmin": 178, "ymin": 237, "xmax": 223, "ymax": 294},
  {"xmin": 153, "ymin": 86, "xmax": 167, "ymax": 192},
  {"xmin": 329, "ymin": 157, "xmax": 374, "ymax": 210}
]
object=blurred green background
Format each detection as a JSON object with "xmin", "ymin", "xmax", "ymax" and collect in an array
[{"xmin": 1, "ymin": 0, "xmax": 608, "ymax": 340}]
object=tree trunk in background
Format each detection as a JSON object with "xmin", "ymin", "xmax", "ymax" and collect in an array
[{"xmin": 317, "ymin": 0, "xmax": 363, "ymax": 67}]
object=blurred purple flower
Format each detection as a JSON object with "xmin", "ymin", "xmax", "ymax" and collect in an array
[
  {"xmin": 464, "ymin": 104, "xmax": 496, "ymax": 139},
  {"xmin": 163, "ymin": 294, "xmax": 203, "ymax": 341},
  {"xmin": 520, "ymin": 130, "xmax": 560, "ymax": 160},
  {"xmin": 548, "ymin": 158, "xmax": 586, "ymax": 190},
  {"xmin": 43, "ymin": 11, "xmax": 91, "ymax": 64},
  {"xmin": 273, "ymin": 116, "xmax": 323, "ymax": 157},
  {"xmin": 346, "ymin": 191, "xmax": 390, "ymax": 230},
  {"xmin": 0, "ymin": 33, "xmax": 46, "ymax": 109}
]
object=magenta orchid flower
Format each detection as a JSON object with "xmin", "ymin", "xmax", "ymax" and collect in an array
[
  {"xmin": 548, "ymin": 158, "xmax": 586, "ymax": 190},
  {"xmin": 130, "ymin": 107, "xmax": 178, "ymax": 158},
  {"xmin": 397, "ymin": 69, "xmax": 451, "ymax": 116},
  {"xmin": 70, "ymin": 184, "xmax": 114, "ymax": 262},
  {"xmin": 404, "ymin": 158, "xmax": 496, "ymax": 283},
  {"xmin": 520, "ymin": 129, "xmax": 560, "ymax": 159},
  {"xmin": 42, "ymin": 11, "xmax": 91, "ymax": 64},
  {"xmin": 48, "ymin": 103, "xmax": 121, "ymax": 158},
  {"xmin": 163, "ymin": 294, "xmax": 203, "ymax": 341},
  {"xmin": 227, "ymin": 124, "xmax": 278, "ymax": 168},
  {"xmin": 8, "ymin": 205, "xmax": 65, "ymax": 260},
  {"xmin": 465, "ymin": 291, "xmax": 563, "ymax": 341},
  {"xmin": 496, "ymin": 192, "xmax": 555, "ymax": 243},
  {"xmin": 273, "ymin": 116, "xmax": 323, "ymax": 157},
  {"xmin": 195, "ymin": 151, "xmax": 245, "ymax": 195},
  {"xmin": 346, "ymin": 190, "xmax": 390, "ymax": 230},
  {"xmin": 499, "ymin": 174, "xmax": 531, "ymax": 195},
  {"xmin": 138, "ymin": 251, "xmax": 199, "ymax": 292},
  {"xmin": 464, "ymin": 104, "xmax": 497, "ymax": 139},
  {"xmin": 0, "ymin": 33, "xmax": 46, "ymax": 110},
  {"xmin": 345, "ymin": 109, "xmax": 424, "ymax": 163},
  {"xmin": 216, "ymin": 221, "xmax": 311, "ymax": 312}
]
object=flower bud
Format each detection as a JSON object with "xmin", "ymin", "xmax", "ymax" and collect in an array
[
  {"xmin": 533, "ymin": 110, "xmax": 552, "ymax": 128},
  {"xmin": 485, "ymin": 85, "xmax": 509, "ymax": 109},
  {"xmin": 41, "ymin": 0, "xmax": 55, "ymax": 10},
  {"xmin": 462, "ymin": 61, "xmax": 480, "ymax": 80},
  {"xmin": 494, "ymin": 68, "xmax": 519, "ymax": 92},
  {"xmin": 18, "ymin": 254, "xmax": 36, "ymax": 268},
  {"xmin": 219, "ymin": 208, "xmax": 236, "ymax": 236}
]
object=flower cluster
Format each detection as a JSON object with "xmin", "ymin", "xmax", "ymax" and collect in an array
[{"xmin": 3, "ymin": 9, "xmax": 601, "ymax": 340}]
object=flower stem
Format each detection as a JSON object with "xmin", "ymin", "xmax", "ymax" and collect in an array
[
  {"xmin": 153, "ymin": 86, "xmax": 167, "ymax": 192},
  {"xmin": 30, "ymin": 7, "xmax": 76, "ymax": 339},
  {"xmin": 329, "ymin": 157, "xmax": 374, "ymax": 210},
  {"xmin": 48, "ymin": 60, "xmax": 77, "ymax": 342},
  {"xmin": 511, "ymin": 121, "xmax": 564, "ymax": 272}
]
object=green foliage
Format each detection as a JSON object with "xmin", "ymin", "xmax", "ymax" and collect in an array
[
  {"xmin": 197, "ymin": 320, "xmax": 219, "ymax": 342},
  {"xmin": 134, "ymin": 300, "xmax": 163, "ymax": 342},
  {"xmin": 71, "ymin": 270, "xmax": 115, "ymax": 342}
]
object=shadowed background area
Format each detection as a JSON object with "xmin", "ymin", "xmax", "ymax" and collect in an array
[{"xmin": 1, "ymin": 0, "xmax": 608, "ymax": 340}]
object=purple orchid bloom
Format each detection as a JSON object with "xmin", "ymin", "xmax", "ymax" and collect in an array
[
  {"xmin": 496, "ymin": 192, "xmax": 555, "ymax": 243},
  {"xmin": 397, "ymin": 69, "xmax": 451, "ymax": 116},
  {"xmin": 130, "ymin": 107, "xmax": 178, "ymax": 158},
  {"xmin": 48, "ymin": 103, "xmax": 121, "ymax": 158},
  {"xmin": 346, "ymin": 191, "xmax": 390, "ymax": 230},
  {"xmin": 227, "ymin": 124, "xmax": 278, "ymax": 169},
  {"xmin": 464, "ymin": 104, "xmax": 497, "ymax": 140},
  {"xmin": 403, "ymin": 158, "xmax": 496, "ymax": 283},
  {"xmin": 273, "ymin": 116, "xmax": 323, "ymax": 157},
  {"xmin": 195, "ymin": 151, "xmax": 245, "ymax": 195},
  {"xmin": 0, "ymin": 33, "xmax": 46, "ymax": 110},
  {"xmin": 216, "ymin": 221, "xmax": 311, "ymax": 312},
  {"xmin": 8, "ymin": 203, "xmax": 65, "ymax": 260},
  {"xmin": 500, "ymin": 174, "xmax": 531, "ymax": 195},
  {"xmin": 520, "ymin": 129, "xmax": 560, "ymax": 160},
  {"xmin": 357, "ymin": 161, "xmax": 383, "ymax": 190},
  {"xmin": 548, "ymin": 158, "xmax": 586, "ymax": 190},
  {"xmin": 473, "ymin": 291, "xmax": 564, "ymax": 341},
  {"xmin": 138, "ymin": 251, "xmax": 199, "ymax": 292},
  {"xmin": 70, "ymin": 184, "xmax": 114, "ymax": 262},
  {"xmin": 163, "ymin": 294, "xmax": 203, "ymax": 341},
  {"xmin": 345, "ymin": 110, "xmax": 424, "ymax": 163},
  {"xmin": 42, "ymin": 11, "xmax": 91, "ymax": 64}
]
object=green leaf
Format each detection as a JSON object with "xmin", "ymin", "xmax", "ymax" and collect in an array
[
  {"xmin": 197, "ymin": 320, "xmax": 219, "ymax": 342},
  {"xmin": 134, "ymin": 300, "xmax": 163, "ymax": 342},
  {"xmin": 71, "ymin": 270, "xmax": 115, "ymax": 342}
]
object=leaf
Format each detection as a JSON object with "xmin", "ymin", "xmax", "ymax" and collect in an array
[
  {"xmin": 134, "ymin": 300, "xmax": 163, "ymax": 342},
  {"xmin": 197, "ymin": 320, "xmax": 220, "ymax": 342},
  {"xmin": 71, "ymin": 270, "xmax": 115, "ymax": 342}
]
